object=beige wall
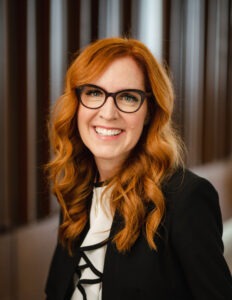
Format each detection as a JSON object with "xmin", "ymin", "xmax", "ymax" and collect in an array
[
  {"xmin": 192, "ymin": 158, "xmax": 232, "ymax": 222},
  {"xmin": 0, "ymin": 215, "xmax": 59, "ymax": 300}
]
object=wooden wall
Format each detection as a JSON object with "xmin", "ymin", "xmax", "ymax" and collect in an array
[
  {"xmin": 167, "ymin": 0, "xmax": 232, "ymax": 166},
  {"xmin": 0, "ymin": 0, "xmax": 231, "ymax": 232}
]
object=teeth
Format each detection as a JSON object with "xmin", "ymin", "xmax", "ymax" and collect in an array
[{"xmin": 95, "ymin": 127, "xmax": 122, "ymax": 136}]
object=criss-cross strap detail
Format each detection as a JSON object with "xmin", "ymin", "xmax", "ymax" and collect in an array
[
  {"xmin": 75, "ymin": 239, "xmax": 107, "ymax": 298},
  {"xmin": 79, "ymin": 250, "xmax": 103, "ymax": 278},
  {"xmin": 80, "ymin": 238, "xmax": 108, "ymax": 251},
  {"xmin": 71, "ymin": 185, "xmax": 114, "ymax": 300},
  {"xmin": 76, "ymin": 277, "xmax": 104, "ymax": 300}
]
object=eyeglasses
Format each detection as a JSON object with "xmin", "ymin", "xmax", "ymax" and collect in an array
[{"xmin": 75, "ymin": 84, "xmax": 151, "ymax": 113}]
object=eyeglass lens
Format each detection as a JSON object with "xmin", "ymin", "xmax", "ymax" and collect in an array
[{"xmin": 79, "ymin": 85, "xmax": 143, "ymax": 113}]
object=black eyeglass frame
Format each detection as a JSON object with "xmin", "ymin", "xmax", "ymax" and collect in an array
[{"xmin": 75, "ymin": 84, "xmax": 152, "ymax": 113}]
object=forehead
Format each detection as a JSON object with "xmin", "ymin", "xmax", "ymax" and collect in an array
[{"xmin": 90, "ymin": 57, "xmax": 145, "ymax": 91}]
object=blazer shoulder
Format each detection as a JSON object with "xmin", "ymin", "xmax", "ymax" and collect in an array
[
  {"xmin": 162, "ymin": 169, "xmax": 232, "ymax": 299},
  {"xmin": 163, "ymin": 168, "xmax": 223, "ymax": 238},
  {"xmin": 163, "ymin": 168, "xmax": 218, "ymax": 199}
]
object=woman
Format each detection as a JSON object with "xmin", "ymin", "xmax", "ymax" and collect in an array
[{"xmin": 45, "ymin": 37, "xmax": 232, "ymax": 300}]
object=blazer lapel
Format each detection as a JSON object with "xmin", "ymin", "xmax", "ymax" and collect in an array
[{"xmin": 101, "ymin": 210, "xmax": 123, "ymax": 300}]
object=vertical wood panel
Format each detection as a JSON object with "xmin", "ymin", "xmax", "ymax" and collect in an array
[
  {"xmin": 17, "ymin": 3, "xmax": 28, "ymax": 223},
  {"xmin": 91, "ymin": 0, "xmax": 99, "ymax": 41},
  {"xmin": 162, "ymin": 0, "xmax": 171, "ymax": 59},
  {"xmin": 137, "ymin": 0, "xmax": 163, "ymax": 59},
  {"xmin": 98, "ymin": 0, "xmax": 122, "ymax": 38},
  {"xmin": 167, "ymin": 0, "xmax": 232, "ymax": 166},
  {"xmin": 98, "ymin": 0, "xmax": 108, "ymax": 38},
  {"xmin": 80, "ymin": 0, "xmax": 91, "ymax": 47},
  {"xmin": 36, "ymin": 0, "xmax": 50, "ymax": 219},
  {"xmin": 203, "ymin": 0, "xmax": 217, "ymax": 162},
  {"xmin": 50, "ymin": 0, "xmax": 68, "ymax": 102},
  {"xmin": 105, "ymin": 0, "xmax": 121, "ymax": 37},
  {"xmin": 167, "ymin": 0, "xmax": 186, "ymax": 137},
  {"xmin": 67, "ymin": 0, "xmax": 81, "ymax": 63},
  {"xmin": 217, "ymin": 0, "xmax": 229, "ymax": 158},
  {"xmin": 131, "ymin": 0, "xmax": 140, "ymax": 38},
  {"xmin": 27, "ymin": 0, "xmax": 37, "ymax": 222},
  {"xmin": 203, "ymin": 0, "xmax": 230, "ymax": 162},
  {"xmin": 0, "ymin": 0, "xmax": 10, "ymax": 231},
  {"xmin": 7, "ymin": 0, "xmax": 28, "ymax": 225},
  {"xmin": 49, "ymin": 0, "xmax": 68, "ymax": 213},
  {"xmin": 183, "ymin": 0, "xmax": 205, "ymax": 165},
  {"xmin": 122, "ymin": 0, "xmax": 132, "ymax": 36},
  {"xmin": 226, "ymin": 0, "xmax": 232, "ymax": 155}
]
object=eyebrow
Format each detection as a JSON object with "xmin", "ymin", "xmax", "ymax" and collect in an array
[{"xmin": 84, "ymin": 83, "xmax": 146, "ymax": 93}]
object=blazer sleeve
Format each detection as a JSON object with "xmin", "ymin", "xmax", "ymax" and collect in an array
[
  {"xmin": 45, "ymin": 211, "xmax": 75, "ymax": 300},
  {"xmin": 169, "ymin": 173, "xmax": 232, "ymax": 299},
  {"xmin": 45, "ymin": 243, "xmax": 75, "ymax": 300}
]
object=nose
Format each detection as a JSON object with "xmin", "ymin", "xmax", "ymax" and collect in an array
[{"xmin": 99, "ymin": 96, "xmax": 119, "ymax": 120}]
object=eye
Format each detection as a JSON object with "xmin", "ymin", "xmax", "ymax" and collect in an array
[
  {"xmin": 118, "ymin": 92, "xmax": 140, "ymax": 103},
  {"xmin": 84, "ymin": 87, "xmax": 104, "ymax": 97}
]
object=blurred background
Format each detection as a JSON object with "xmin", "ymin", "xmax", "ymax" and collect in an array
[{"xmin": 0, "ymin": 0, "xmax": 232, "ymax": 299}]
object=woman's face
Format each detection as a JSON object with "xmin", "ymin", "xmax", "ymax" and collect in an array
[{"xmin": 77, "ymin": 56, "xmax": 148, "ymax": 180}]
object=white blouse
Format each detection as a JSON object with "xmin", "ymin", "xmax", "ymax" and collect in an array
[{"xmin": 71, "ymin": 184, "xmax": 113, "ymax": 300}]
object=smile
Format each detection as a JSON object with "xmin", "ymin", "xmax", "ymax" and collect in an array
[{"xmin": 95, "ymin": 127, "xmax": 123, "ymax": 136}]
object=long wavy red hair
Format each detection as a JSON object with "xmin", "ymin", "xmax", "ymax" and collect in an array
[{"xmin": 47, "ymin": 37, "xmax": 184, "ymax": 253}]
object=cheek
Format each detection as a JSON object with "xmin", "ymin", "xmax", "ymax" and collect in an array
[
  {"xmin": 126, "ymin": 117, "xmax": 146, "ymax": 144},
  {"xmin": 129, "ymin": 110, "xmax": 148, "ymax": 141},
  {"xmin": 77, "ymin": 107, "xmax": 89, "ymax": 130},
  {"xmin": 127, "ymin": 108, "xmax": 147, "ymax": 131}
]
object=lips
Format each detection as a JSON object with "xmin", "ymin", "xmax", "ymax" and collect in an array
[{"xmin": 94, "ymin": 126, "xmax": 123, "ymax": 136}]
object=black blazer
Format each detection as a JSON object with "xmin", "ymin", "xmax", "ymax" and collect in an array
[{"xmin": 45, "ymin": 169, "xmax": 232, "ymax": 299}]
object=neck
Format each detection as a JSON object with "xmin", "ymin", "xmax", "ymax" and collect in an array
[{"xmin": 95, "ymin": 158, "xmax": 123, "ymax": 182}]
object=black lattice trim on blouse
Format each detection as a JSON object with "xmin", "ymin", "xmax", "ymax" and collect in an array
[{"xmin": 75, "ymin": 239, "xmax": 109, "ymax": 299}]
